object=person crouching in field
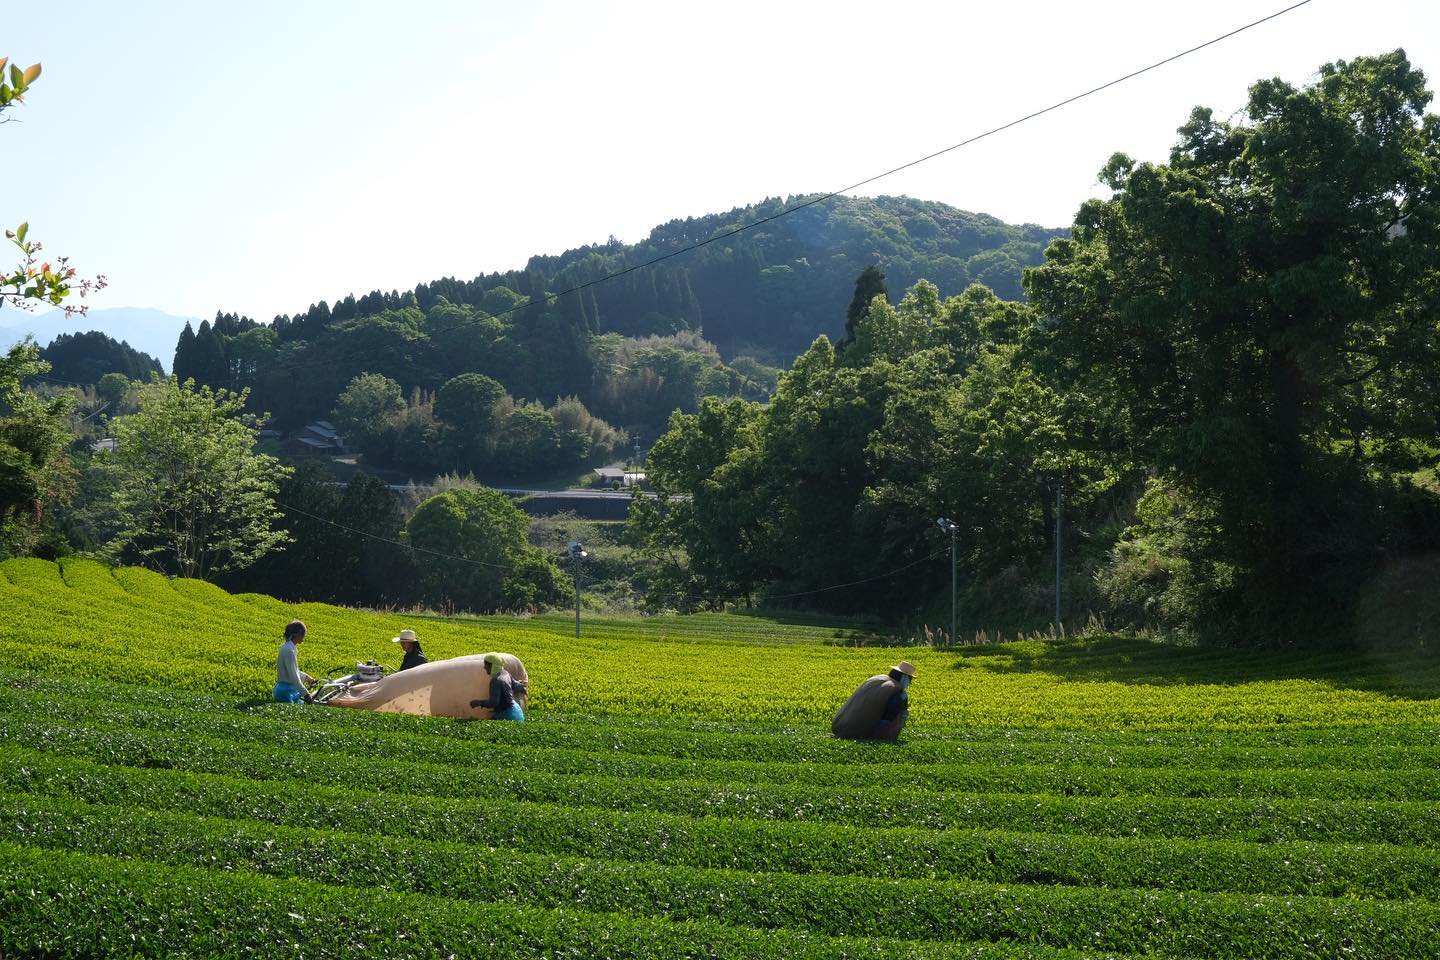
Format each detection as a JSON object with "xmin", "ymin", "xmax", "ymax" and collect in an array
[
  {"xmin": 392, "ymin": 629, "xmax": 427, "ymax": 671},
  {"xmin": 831, "ymin": 661, "xmax": 915, "ymax": 741},
  {"xmin": 470, "ymin": 652, "xmax": 525, "ymax": 721},
  {"xmin": 273, "ymin": 620, "xmax": 315, "ymax": 704}
]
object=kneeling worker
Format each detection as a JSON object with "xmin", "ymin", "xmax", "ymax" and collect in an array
[
  {"xmin": 392, "ymin": 629, "xmax": 427, "ymax": 671},
  {"xmin": 831, "ymin": 660, "xmax": 915, "ymax": 741},
  {"xmin": 470, "ymin": 652, "xmax": 525, "ymax": 721}
]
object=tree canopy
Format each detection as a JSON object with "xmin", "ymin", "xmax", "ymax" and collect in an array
[
  {"xmin": 407, "ymin": 487, "xmax": 565, "ymax": 612},
  {"xmin": 175, "ymin": 197, "xmax": 1062, "ymax": 444},
  {"xmin": 1024, "ymin": 49, "xmax": 1440, "ymax": 641},
  {"xmin": 38, "ymin": 331, "xmax": 162, "ymax": 386},
  {"xmin": 626, "ymin": 51, "xmax": 1440, "ymax": 647},
  {"xmin": 108, "ymin": 378, "xmax": 290, "ymax": 579}
]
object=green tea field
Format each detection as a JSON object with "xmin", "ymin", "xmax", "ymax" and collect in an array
[{"xmin": 1, "ymin": 557, "xmax": 1438, "ymax": 958}]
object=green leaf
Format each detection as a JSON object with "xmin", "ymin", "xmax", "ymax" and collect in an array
[{"xmin": 15, "ymin": 222, "xmax": 27, "ymax": 245}]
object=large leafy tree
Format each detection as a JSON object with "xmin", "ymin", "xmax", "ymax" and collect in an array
[
  {"xmin": 1025, "ymin": 51, "xmax": 1440, "ymax": 640},
  {"xmin": 837, "ymin": 264, "xmax": 889, "ymax": 349},
  {"xmin": 0, "ymin": 56, "xmax": 95, "ymax": 554},
  {"xmin": 332, "ymin": 372, "xmax": 405, "ymax": 459},
  {"xmin": 221, "ymin": 462, "xmax": 414, "ymax": 606},
  {"xmin": 109, "ymin": 378, "xmax": 290, "ymax": 579},
  {"xmin": 406, "ymin": 487, "xmax": 563, "ymax": 612},
  {"xmin": 630, "ymin": 395, "xmax": 771, "ymax": 609},
  {"xmin": 434, "ymin": 372, "xmax": 506, "ymax": 471},
  {"xmin": 0, "ymin": 342, "xmax": 75, "ymax": 553}
]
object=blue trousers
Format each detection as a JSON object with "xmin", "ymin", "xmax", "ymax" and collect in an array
[
  {"xmin": 273, "ymin": 682, "xmax": 306, "ymax": 703},
  {"xmin": 492, "ymin": 703, "xmax": 525, "ymax": 722}
]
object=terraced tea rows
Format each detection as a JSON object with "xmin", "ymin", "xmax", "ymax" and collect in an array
[
  {"xmin": 5, "ymin": 557, "xmax": 1440, "ymax": 728},
  {"xmin": 0, "ymin": 558, "xmax": 1437, "ymax": 957}
]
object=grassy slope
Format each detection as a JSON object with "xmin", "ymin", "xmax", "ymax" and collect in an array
[
  {"xmin": 0, "ymin": 557, "xmax": 1438, "ymax": 958},
  {"xmin": 3, "ymin": 556, "xmax": 1438, "ymax": 729}
]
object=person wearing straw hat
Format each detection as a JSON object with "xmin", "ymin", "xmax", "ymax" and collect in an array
[
  {"xmin": 831, "ymin": 660, "xmax": 915, "ymax": 741},
  {"xmin": 391, "ymin": 629, "xmax": 427, "ymax": 671}
]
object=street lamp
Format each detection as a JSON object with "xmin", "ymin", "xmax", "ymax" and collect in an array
[
  {"xmin": 936, "ymin": 517, "xmax": 958, "ymax": 644},
  {"xmin": 567, "ymin": 541, "xmax": 588, "ymax": 638},
  {"xmin": 1038, "ymin": 475, "xmax": 1063, "ymax": 631}
]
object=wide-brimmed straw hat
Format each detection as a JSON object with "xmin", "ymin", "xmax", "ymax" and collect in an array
[
  {"xmin": 391, "ymin": 629, "xmax": 418, "ymax": 644},
  {"xmin": 892, "ymin": 660, "xmax": 917, "ymax": 678}
]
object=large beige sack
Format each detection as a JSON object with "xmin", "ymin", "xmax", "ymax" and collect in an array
[{"xmin": 329, "ymin": 653, "xmax": 528, "ymax": 719}]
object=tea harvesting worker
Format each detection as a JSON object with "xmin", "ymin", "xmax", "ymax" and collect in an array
[
  {"xmin": 273, "ymin": 620, "xmax": 316, "ymax": 704},
  {"xmin": 831, "ymin": 660, "xmax": 915, "ymax": 741},
  {"xmin": 470, "ymin": 652, "xmax": 525, "ymax": 721},
  {"xmin": 392, "ymin": 628, "xmax": 427, "ymax": 671}
]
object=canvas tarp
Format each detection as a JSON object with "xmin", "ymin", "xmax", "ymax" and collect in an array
[{"xmin": 328, "ymin": 653, "xmax": 528, "ymax": 719}]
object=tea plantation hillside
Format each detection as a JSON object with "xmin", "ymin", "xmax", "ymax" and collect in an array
[{"xmin": 1, "ymin": 557, "xmax": 1438, "ymax": 958}]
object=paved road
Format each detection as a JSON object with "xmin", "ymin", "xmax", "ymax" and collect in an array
[
  {"xmin": 494, "ymin": 487, "xmax": 635, "ymax": 500},
  {"xmin": 376, "ymin": 483, "xmax": 637, "ymax": 500}
]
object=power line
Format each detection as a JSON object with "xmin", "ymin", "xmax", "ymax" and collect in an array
[
  {"xmin": 276, "ymin": 494, "xmax": 950, "ymax": 606},
  {"xmin": 31, "ymin": 372, "xmax": 92, "ymax": 388},
  {"xmin": 275, "ymin": 499, "xmax": 511, "ymax": 571},
  {"xmin": 241, "ymin": 4, "xmax": 1321, "ymax": 608},
  {"xmin": 218, "ymin": 0, "xmax": 1313, "ymax": 383},
  {"xmin": 74, "ymin": 400, "xmax": 110, "ymax": 423},
  {"xmin": 760, "ymin": 549, "xmax": 949, "ymax": 602}
]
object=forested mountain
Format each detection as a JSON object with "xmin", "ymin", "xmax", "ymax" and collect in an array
[
  {"xmin": 492, "ymin": 194, "xmax": 1065, "ymax": 359},
  {"xmin": 2, "ymin": 307, "xmax": 194, "ymax": 372},
  {"xmin": 170, "ymin": 195, "xmax": 1062, "ymax": 459},
  {"xmin": 38, "ymin": 331, "xmax": 163, "ymax": 386}
]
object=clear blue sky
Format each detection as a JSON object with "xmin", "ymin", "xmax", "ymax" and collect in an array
[{"xmin": 5, "ymin": 0, "xmax": 1438, "ymax": 323}]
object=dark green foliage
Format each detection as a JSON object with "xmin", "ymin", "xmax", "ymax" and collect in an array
[
  {"xmin": 191, "ymin": 318, "xmax": 228, "ymax": 387},
  {"xmin": 1025, "ymin": 50, "xmax": 1440, "ymax": 644},
  {"xmin": 631, "ymin": 279, "xmax": 1095, "ymax": 624},
  {"xmin": 406, "ymin": 487, "xmax": 566, "ymax": 612},
  {"xmin": 217, "ymin": 461, "xmax": 415, "ymax": 606},
  {"xmin": 493, "ymin": 405, "xmax": 566, "ymax": 478},
  {"xmin": 0, "ymin": 343, "xmax": 74, "ymax": 556},
  {"xmin": 171, "ymin": 320, "xmax": 196, "ymax": 383},
  {"xmin": 840, "ymin": 264, "xmax": 889, "ymax": 348},
  {"xmin": 36, "ymin": 331, "xmax": 161, "ymax": 385},
  {"xmin": 45, "ymin": 449, "xmax": 123, "ymax": 554},
  {"xmin": 331, "ymin": 372, "xmax": 406, "ymax": 460},
  {"xmin": 94, "ymin": 371, "xmax": 130, "ymax": 409},
  {"xmin": 433, "ymin": 372, "xmax": 506, "ymax": 472},
  {"xmin": 192, "ymin": 197, "xmax": 1058, "ymax": 438},
  {"xmin": 434, "ymin": 372, "xmax": 505, "ymax": 428},
  {"xmin": 628, "ymin": 53, "xmax": 1440, "ymax": 645}
]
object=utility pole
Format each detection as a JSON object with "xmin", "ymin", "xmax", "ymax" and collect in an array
[
  {"xmin": 937, "ymin": 518, "xmax": 959, "ymax": 643},
  {"xmin": 568, "ymin": 541, "xmax": 587, "ymax": 638},
  {"xmin": 1054, "ymin": 481, "xmax": 1063, "ymax": 630}
]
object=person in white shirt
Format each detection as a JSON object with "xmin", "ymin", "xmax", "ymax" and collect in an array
[{"xmin": 273, "ymin": 620, "xmax": 315, "ymax": 703}]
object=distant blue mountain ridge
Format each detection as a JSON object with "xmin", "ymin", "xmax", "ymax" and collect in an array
[{"xmin": 0, "ymin": 306, "xmax": 197, "ymax": 375}]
